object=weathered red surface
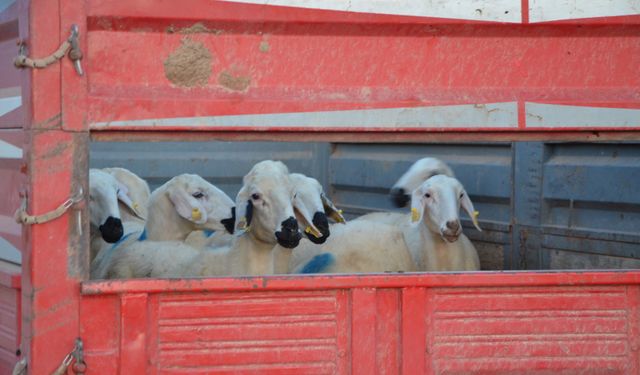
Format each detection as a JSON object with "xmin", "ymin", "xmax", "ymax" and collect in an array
[
  {"xmin": 2, "ymin": 0, "xmax": 640, "ymax": 373},
  {"xmin": 80, "ymin": 273, "xmax": 640, "ymax": 374}
]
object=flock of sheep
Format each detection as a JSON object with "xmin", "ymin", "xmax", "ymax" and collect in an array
[{"xmin": 88, "ymin": 157, "xmax": 482, "ymax": 279}]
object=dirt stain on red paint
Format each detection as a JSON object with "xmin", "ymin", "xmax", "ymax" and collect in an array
[
  {"xmin": 218, "ymin": 70, "xmax": 251, "ymax": 92},
  {"xmin": 166, "ymin": 22, "xmax": 224, "ymax": 35},
  {"xmin": 164, "ymin": 38, "xmax": 212, "ymax": 87}
]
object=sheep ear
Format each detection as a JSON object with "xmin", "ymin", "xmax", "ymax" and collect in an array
[
  {"xmin": 410, "ymin": 189, "xmax": 425, "ymax": 226},
  {"xmin": 460, "ymin": 191, "xmax": 482, "ymax": 232},
  {"xmin": 293, "ymin": 196, "xmax": 322, "ymax": 238},
  {"xmin": 321, "ymin": 193, "xmax": 346, "ymax": 224},
  {"xmin": 168, "ymin": 188, "xmax": 207, "ymax": 225},
  {"xmin": 116, "ymin": 183, "xmax": 146, "ymax": 220}
]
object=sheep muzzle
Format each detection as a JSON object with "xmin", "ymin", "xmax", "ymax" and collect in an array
[
  {"xmin": 441, "ymin": 221, "xmax": 462, "ymax": 243},
  {"xmin": 99, "ymin": 216, "xmax": 124, "ymax": 243},
  {"xmin": 275, "ymin": 216, "xmax": 302, "ymax": 248},
  {"xmin": 306, "ymin": 212, "xmax": 330, "ymax": 244},
  {"xmin": 221, "ymin": 207, "xmax": 236, "ymax": 234}
]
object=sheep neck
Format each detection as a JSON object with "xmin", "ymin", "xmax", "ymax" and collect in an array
[
  {"xmin": 413, "ymin": 219, "xmax": 462, "ymax": 271},
  {"xmin": 144, "ymin": 192, "xmax": 194, "ymax": 241},
  {"xmin": 234, "ymin": 234, "xmax": 277, "ymax": 275}
]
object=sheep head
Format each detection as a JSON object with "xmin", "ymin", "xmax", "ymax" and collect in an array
[
  {"xmin": 89, "ymin": 169, "xmax": 129, "ymax": 243},
  {"xmin": 410, "ymin": 175, "xmax": 481, "ymax": 243},
  {"xmin": 289, "ymin": 173, "xmax": 345, "ymax": 245},
  {"xmin": 390, "ymin": 157, "xmax": 455, "ymax": 208},
  {"xmin": 102, "ymin": 167, "xmax": 150, "ymax": 220},
  {"xmin": 164, "ymin": 174, "xmax": 236, "ymax": 234},
  {"xmin": 236, "ymin": 161, "xmax": 302, "ymax": 249}
]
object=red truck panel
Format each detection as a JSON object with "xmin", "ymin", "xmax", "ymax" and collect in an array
[
  {"xmin": 2, "ymin": 0, "xmax": 640, "ymax": 373},
  {"xmin": 81, "ymin": 273, "xmax": 640, "ymax": 374}
]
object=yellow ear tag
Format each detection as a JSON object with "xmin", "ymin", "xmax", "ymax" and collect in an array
[
  {"xmin": 472, "ymin": 210, "xmax": 480, "ymax": 227},
  {"xmin": 330, "ymin": 209, "xmax": 346, "ymax": 224},
  {"xmin": 411, "ymin": 207, "xmax": 420, "ymax": 222},
  {"xmin": 305, "ymin": 226, "xmax": 322, "ymax": 238},
  {"xmin": 191, "ymin": 208, "xmax": 202, "ymax": 221}
]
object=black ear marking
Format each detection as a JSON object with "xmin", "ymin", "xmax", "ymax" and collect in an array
[{"xmin": 245, "ymin": 200, "xmax": 253, "ymax": 228}]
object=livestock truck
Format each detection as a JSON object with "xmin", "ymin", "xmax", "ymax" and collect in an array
[{"xmin": 1, "ymin": 0, "xmax": 640, "ymax": 373}]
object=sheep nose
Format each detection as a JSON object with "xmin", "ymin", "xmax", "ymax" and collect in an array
[
  {"xmin": 221, "ymin": 207, "xmax": 236, "ymax": 234},
  {"xmin": 307, "ymin": 212, "xmax": 329, "ymax": 244},
  {"xmin": 445, "ymin": 220, "xmax": 460, "ymax": 232},
  {"xmin": 275, "ymin": 216, "xmax": 302, "ymax": 248},
  {"xmin": 390, "ymin": 187, "xmax": 410, "ymax": 208},
  {"xmin": 99, "ymin": 216, "xmax": 124, "ymax": 243}
]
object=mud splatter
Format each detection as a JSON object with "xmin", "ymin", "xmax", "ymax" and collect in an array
[
  {"xmin": 259, "ymin": 41, "xmax": 270, "ymax": 53},
  {"xmin": 164, "ymin": 38, "xmax": 212, "ymax": 87},
  {"xmin": 218, "ymin": 71, "xmax": 251, "ymax": 91},
  {"xmin": 167, "ymin": 22, "xmax": 223, "ymax": 35}
]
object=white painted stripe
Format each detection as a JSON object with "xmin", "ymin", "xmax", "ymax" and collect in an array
[
  {"xmin": 92, "ymin": 102, "xmax": 519, "ymax": 129},
  {"xmin": 0, "ymin": 96, "xmax": 21, "ymax": 117},
  {"xmin": 0, "ymin": 139, "xmax": 22, "ymax": 159},
  {"xmin": 530, "ymin": 0, "xmax": 640, "ymax": 22},
  {"xmin": 526, "ymin": 103, "xmax": 640, "ymax": 128},
  {"xmin": 221, "ymin": 0, "xmax": 522, "ymax": 23}
]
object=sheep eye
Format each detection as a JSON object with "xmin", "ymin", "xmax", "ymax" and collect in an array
[
  {"xmin": 251, "ymin": 193, "xmax": 261, "ymax": 200},
  {"xmin": 192, "ymin": 192, "xmax": 204, "ymax": 199},
  {"xmin": 425, "ymin": 193, "xmax": 431, "ymax": 198},
  {"xmin": 459, "ymin": 193, "xmax": 464, "ymax": 199}
]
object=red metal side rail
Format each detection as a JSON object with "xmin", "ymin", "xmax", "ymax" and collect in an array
[{"xmin": 81, "ymin": 272, "xmax": 640, "ymax": 374}]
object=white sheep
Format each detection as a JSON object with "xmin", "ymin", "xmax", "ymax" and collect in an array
[
  {"xmin": 101, "ymin": 167, "xmax": 150, "ymax": 223},
  {"xmin": 292, "ymin": 175, "xmax": 480, "ymax": 273},
  {"xmin": 90, "ymin": 168, "xmax": 150, "ymax": 262},
  {"xmin": 88, "ymin": 169, "xmax": 143, "ymax": 262},
  {"xmin": 91, "ymin": 174, "xmax": 236, "ymax": 279},
  {"xmin": 387, "ymin": 175, "xmax": 481, "ymax": 271},
  {"xmin": 271, "ymin": 173, "xmax": 346, "ymax": 274},
  {"xmin": 287, "ymin": 219, "xmax": 417, "ymax": 274},
  {"xmin": 354, "ymin": 156, "xmax": 455, "ymax": 227},
  {"xmin": 389, "ymin": 157, "xmax": 455, "ymax": 208},
  {"xmin": 184, "ymin": 161, "xmax": 307, "ymax": 277}
]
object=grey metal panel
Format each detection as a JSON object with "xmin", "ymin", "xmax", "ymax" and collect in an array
[
  {"xmin": 90, "ymin": 141, "xmax": 328, "ymax": 199},
  {"xmin": 540, "ymin": 143, "xmax": 640, "ymax": 269}
]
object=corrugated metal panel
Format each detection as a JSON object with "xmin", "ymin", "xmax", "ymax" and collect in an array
[{"xmin": 540, "ymin": 143, "xmax": 640, "ymax": 269}]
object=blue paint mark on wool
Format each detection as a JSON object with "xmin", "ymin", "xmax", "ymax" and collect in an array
[
  {"xmin": 138, "ymin": 228, "xmax": 147, "ymax": 241},
  {"xmin": 300, "ymin": 253, "xmax": 335, "ymax": 274}
]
